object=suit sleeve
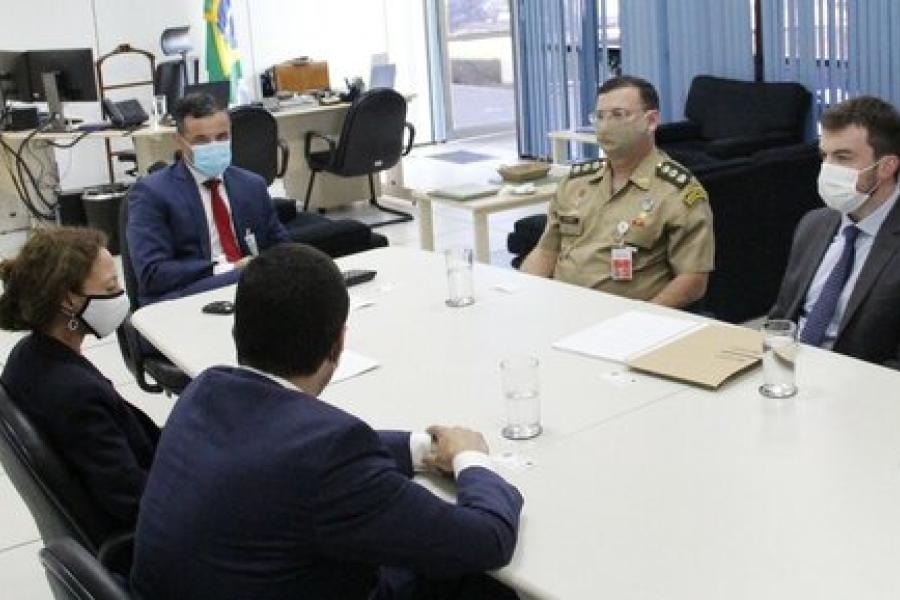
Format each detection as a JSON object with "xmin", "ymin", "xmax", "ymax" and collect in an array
[
  {"xmin": 313, "ymin": 422, "xmax": 523, "ymax": 578},
  {"xmin": 127, "ymin": 180, "xmax": 241, "ymax": 302},
  {"xmin": 768, "ymin": 210, "xmax": 817, "ymax": 320},
  {"xmin": 376, "ymin": 430, "xmax": 414, "ymax": 477},
  {"xmin": 57, "ymin": 386, "xmax": 155, "ymax": 528}
]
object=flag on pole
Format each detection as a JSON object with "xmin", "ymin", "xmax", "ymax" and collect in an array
[{"xmin": 204, "ymin": 0, "xmax": 242, "ymax": 102}]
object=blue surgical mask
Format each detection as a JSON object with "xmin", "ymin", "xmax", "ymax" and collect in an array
[{"xmin": 191, "ymin": 141, "xmax": 232, "ymax": 178}]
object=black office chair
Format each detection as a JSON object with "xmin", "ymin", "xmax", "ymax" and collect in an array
[
  {"xmin": 40, "ymin": 538, "xmax": 131, "ymax": 600},
  {"xmin": 229, "ymin": 105, "xmax": 389, "ymax": 256},
  {"xmin": 303, "ymin": 88, "xmax": 415, "ymax": 227},
  {"xmin": 116, "ymin": 195, "xmax": 191, "ymax": 396},
  {"xmin": 0, "ymin": 384, "xmax": 133, "ymax": 575}
]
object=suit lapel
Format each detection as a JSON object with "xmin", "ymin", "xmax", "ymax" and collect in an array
[
  {"xmin": 787, "ymin": 211, "xmax": 841, "ymax": 319},
  {"xmin": 838, "ymin": 199, "xmax": 900, "ymax": 335},
  {"xmin": 173, "ymin": 161, "xmax": 213, "ymax": 260}
]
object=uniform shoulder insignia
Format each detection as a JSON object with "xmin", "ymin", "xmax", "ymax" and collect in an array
[
  {"xmin": 681, "ymin": 182, "xmax": 708, "ymax": 208},
  {"xmin": 568, "ymin": 158, "xmax": 605, "ymax": 179},
  {"xmin": 655, "ymin": 160, "xmax": 692, "ymax": 189}
]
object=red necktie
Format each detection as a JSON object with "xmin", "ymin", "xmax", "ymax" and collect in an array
[{"xmin": 203, "ymin": 179, "xmax": 242, "ymax": 263}]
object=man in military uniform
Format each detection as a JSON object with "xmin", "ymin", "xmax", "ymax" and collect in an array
[{"xmin": 522, "ymin": 76, "xmax": 714, "ymax": 309}]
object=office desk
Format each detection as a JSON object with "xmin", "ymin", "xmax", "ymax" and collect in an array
[
  {"xmin": 0, "ymin": 101, "xmax": 405, "ymax": 230},
  {"xmin": 131, "ymin": 247, "xmax": 900, "ymax": 599}
]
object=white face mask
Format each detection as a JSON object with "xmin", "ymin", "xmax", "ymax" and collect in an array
[
  {"xmin": 817, "ymin": 160, "xmax": 881, "ymax": 214},
  {"xmin": 76, "ymin": 290, "xmax": 130, "ymax": 338}
]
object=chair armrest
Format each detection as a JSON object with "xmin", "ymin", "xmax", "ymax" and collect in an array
[
  {"xmin": 655, "ymin": 120, "xmax": 702, "ymax": 143},
  {"xmin": 276, "ymin": 137, "xmax": 290, "ymax": 178},
  {"xmin": 98, "ymin": 531, "xmax": 134, "ymax": 576},
  {"xmin": 304, "ymin": 130, "xmax": 337, "ymax": 168},
  {"xmin": 706, "ymin": 131, "xmax": 799, "ymax": 158},
  {"xmin": 116, "ymin": 318, "xmax": 163, "ymax": 394},
  {"xmin": 402, "ymin": 122, "xmax": 416, "ymax": 156}
]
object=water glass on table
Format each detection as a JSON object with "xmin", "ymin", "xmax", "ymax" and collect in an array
[
  {"xmin": 444, "ymin": 248, "xmax": 474, "ymax": 307},
  {"xmin": 759, "ymin": 319, "xmax": 798, "ymax": 398},
  {"xmin": 151, "ymin": 94, "xmax": 167, "ymax": 130},
  {"xmin": 500, "ymin": 355, "xmax": 542, "ymax": 440}
]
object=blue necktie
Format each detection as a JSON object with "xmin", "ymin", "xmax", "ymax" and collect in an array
[{"xmin": 800, "ymin": 225, "xmax": 860, "ymax": 346}]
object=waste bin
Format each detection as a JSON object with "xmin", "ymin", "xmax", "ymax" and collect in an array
[{"xmin": 82, "ymin": 183, "xmax": 128, "ymax": 255}]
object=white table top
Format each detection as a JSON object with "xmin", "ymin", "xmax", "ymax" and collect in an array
[{"xmin": 131, "ymin": 246, "xmax": 900, "ymax": 599}]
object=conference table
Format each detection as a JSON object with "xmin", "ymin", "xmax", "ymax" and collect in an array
[{"xmin": 131, "ymin": 246, "xmax": 900, "ymax": 599}]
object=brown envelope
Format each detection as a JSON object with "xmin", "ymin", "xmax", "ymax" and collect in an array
[{"xmin": 626, "ymin": 324, "xmax": 763, "ymax": 389}]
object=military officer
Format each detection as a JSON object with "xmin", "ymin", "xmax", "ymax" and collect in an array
[{"xmin": 522, "ymin": 75, "xmax": 714, "ymax": 309}]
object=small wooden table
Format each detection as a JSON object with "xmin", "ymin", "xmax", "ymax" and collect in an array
[{"xmin": 413, "ymin": 166, "xmax": 566, "ymax": 263}]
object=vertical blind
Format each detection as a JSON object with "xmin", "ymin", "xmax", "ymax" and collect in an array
[
  {"xmin": 621, "ymin": 0, "xmax": 753, "ymax": 121},
  {"xmin": 847, "ymin": 0, "xmax": 900, "ymax": 107},
  {"xmin": 514, "ymin": 0, "xmax": 613, "ymax": 159}
]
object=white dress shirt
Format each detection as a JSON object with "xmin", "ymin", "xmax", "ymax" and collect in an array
[
  {"xmin": 185, "ymin": 162, "xmax": 238, "ymax": 275},
  {"xmin": 800, "ymin": 184, "xmax": 900, "ymax": 348},
  {"xmin": 238, "ymin": 365, "xmax": 495, "ymax": 478}
]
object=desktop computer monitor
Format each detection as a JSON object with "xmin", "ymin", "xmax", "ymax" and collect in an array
[
  {"xmin": 0, "ymin": 51, "xmax": 27, "ymax": 104},
  {"xmin": 184, "ymin": 81, "xmax": 230, "ymax": 110},
  {"xmin": 23, "ymin": 48, "xmax": 97, "ymax": 102},
  {"xmin": 369, "ymin": 63, "xmax": 396, "ymax": 89}
]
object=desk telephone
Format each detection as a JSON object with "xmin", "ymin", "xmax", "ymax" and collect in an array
[{"xmin": 102, "ymin": 98, "xmax": 148, "ymax": 128}]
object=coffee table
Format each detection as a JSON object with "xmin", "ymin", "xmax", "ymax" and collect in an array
[{"xmin": 412, "ymin": 165, "xmax": 567, "ymax": 263}]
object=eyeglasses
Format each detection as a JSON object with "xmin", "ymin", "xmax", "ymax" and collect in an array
[{"xmin": 587, "ymin": 108, "xmax": 637, "ymax": 125}]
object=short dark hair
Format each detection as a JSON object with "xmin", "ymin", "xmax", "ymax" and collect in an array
[
  {"xmin": 597, "ymin": 75, "xmax": 660, "ymax": 111},
  {"xmin": 172, "ymin": 93, "xmax": 225, "ymax": 134},
  {"xmin": 0, "ymin": 227, "xmax": 106, "ymax": 332},
  {"xmin": 234, "ymin": 244, "xmax": 349, "ymax": 378},
  {"xmin": 820, "ymin": 96, "xmax": 900, "ymax": 159}
]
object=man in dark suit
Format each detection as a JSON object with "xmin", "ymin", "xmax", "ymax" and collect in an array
[
  {"xmin": 770, "ymin": 96, "xmax": 900, "ymax": 368},
  {"xmin": 127, "ymin": 93, "xmax": 288, "ymax": 306},
  {"xmin": 130, "ymin": 244, "xmax": 524, "ymax": 600}
]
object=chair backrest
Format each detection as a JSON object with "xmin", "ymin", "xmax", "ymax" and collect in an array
[
  {"xmin": 153, "ymin": 59, "xmax": 184, "ymax": 118},
  {"xmin": 0, "ymin": 384, "xmax": 111, "ymax": 554},
  {"xmin": 684, "ymin": 75, "xmax": 811, "ymax": 140},
  {"xmin": 229, "ymin": 105, "xmax": 280, "ymax": 185},
  {"xmin": 117, "ymin": 193, "xmax": 140, "ymax": 313},
  {"xmin": 40, "ymin": 538, "xmax": 130, "ymax": 600},
  {"xmin": 331, "ymin": 88, "xmax": 408, "ymax": 177}
]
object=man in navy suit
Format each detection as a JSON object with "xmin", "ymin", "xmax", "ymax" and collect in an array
[
  {"xmin": 130, "ymin": 244, "xmax": 524, "ymax": 599},
  {"xmin": 127, "ymin": 93, "xmax": 288, "ymax": 306}
]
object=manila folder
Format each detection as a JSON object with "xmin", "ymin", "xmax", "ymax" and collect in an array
[{"xmin": 626, "ymin": 324, "xmax": 763, "ymax": 389}]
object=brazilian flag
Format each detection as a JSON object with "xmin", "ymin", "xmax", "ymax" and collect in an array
[{"xmin": 204, "ymin": 0, "xmax": 242, "ymax": 102}]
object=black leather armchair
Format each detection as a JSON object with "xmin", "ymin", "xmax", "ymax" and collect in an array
[
  {"xmin": 229, "ymin": 105, "xmax": 389, "ymax": 256},
  {"xmin": 0, "ymin": 384, "xmax": 134, "ymax": 576},
  {"xmin": 116, "ymin": 195, "xmax": 191, "ymax": 396},
  {"xmin": 656, "ymin": 75, "xmax": 811, "ymax": 168},
  {"xmin": 40, "ymin": 538, "xmax": 131, "ymax": 600},
  {"xmin": 303, "ymin": 88, "xmax": 415, "ymax": 226}
]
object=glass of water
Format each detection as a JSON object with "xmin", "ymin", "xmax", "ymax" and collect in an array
[
  {"xmin": 151, "ymin": 94, "xmax": 167, "ymax": 130},
  {"xmin": 500, "ymin": 355, "xmax": 542, "ymax": 440},
  {"xmin": 759, "ymin": 319, "xmax": 798, "ymax": 398},
  {"xmin": 444, "ymin": 248, "xmax": 474, "ymax": 307}
]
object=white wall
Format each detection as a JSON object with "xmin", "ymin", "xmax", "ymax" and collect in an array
[{"xmin": 1, "ymin": 0, "xmax": 436, "ymax": 194}]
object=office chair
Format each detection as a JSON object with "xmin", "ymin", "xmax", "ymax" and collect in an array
[
  {"xmin": 303, "ymin": 88, "xmax": 415, "ymax": 227},
  {"xmin": 0, "ymin": 384, "xmax": 134, "ymax": 575},
  {"xmin": 229, "ymin": 105, "xmax": 389, "ymax": 256},
  {"xmin": 116, "ymin": 195, "xmax": 191, "ymax": 396},
  {"xmin": 40, "ymin": 538, "xmax": 131, "ymax": 600}
]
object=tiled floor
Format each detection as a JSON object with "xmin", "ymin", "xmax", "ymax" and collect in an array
[{"xmin": 0, "ymin": 133, "xmax": 533, "ymax": 596}]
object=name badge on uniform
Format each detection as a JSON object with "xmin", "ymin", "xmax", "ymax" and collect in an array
[
  {"xmin": 611, "ymin": 246, "xmax": 634, "ymax": 281},
  {"xmin": 559, "ymin": 215, "xmax": 582, "ymax": 236},
  {"xmin": 244, "ymin": 229, "xmax": 259, "ymax": 256}
]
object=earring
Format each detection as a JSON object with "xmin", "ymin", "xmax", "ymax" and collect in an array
[{"xmin": 67, "ymin": 317, "xmax": 80, "ymax": 331}]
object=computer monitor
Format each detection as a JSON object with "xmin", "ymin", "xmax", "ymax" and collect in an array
[
  {"xmin": 184, "ymin": 81, "xmax": 230, "ymax": 110},
  {"xmin": 0, "ymin": 51, "xmax": 26, "ymax": 105},
  {"xmin": 23, "ymin": 48, "xmax": 97, "ymax": 102}
]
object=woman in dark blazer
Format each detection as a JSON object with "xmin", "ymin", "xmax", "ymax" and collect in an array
[{"xmin": 0, "ymin": 227, "xmax": 159, "ymax": 532}]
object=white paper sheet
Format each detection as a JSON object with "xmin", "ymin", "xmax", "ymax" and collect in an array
[
  {"xmin": 552, "ymin": 310, "xmax": 703, "ymax": 363},
  {"xmin": 331, "ymin": 349, "xmax": 380, "ymax": 384}
]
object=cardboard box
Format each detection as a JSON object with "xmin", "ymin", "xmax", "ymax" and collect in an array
[{"xmin": 273, "ymin": 61, "xmax": 330, "ymax": 93}]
